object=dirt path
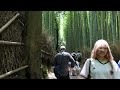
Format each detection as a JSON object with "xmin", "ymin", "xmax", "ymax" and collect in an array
[
  {"xmin": 70, "ymin": 75, "xmax": 81, "ymax": 79},
  {"xmin": 47, "ymin": 72, "xmax": 82, "ymax": 79}
]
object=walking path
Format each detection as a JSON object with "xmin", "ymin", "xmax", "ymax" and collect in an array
[
  {"xmin": 47, "ymin": 71, "xmax": 81, "ymax": 79},
  {"xmin": 46, "ymin": 66, "xmax": 82, "ymax": 79},
  {"xmin": 70, "ymin": 75, "xmax": 81, "ymax": 79}
]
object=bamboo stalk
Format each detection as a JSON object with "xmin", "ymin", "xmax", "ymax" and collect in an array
[
  {"xmin": 41, "ymin": 49, "xmax": 52, "ymax": 56},
  {"xmin": 0, "ymin": 13, "xmax": 20, "ymax": 33},
  {"xmin": 0, "ymin": 40, "xmax": 24, "ymax": 45},
  {"xmin": 0, "ymin": 65, "xmax": 28, "ymax": 79}
]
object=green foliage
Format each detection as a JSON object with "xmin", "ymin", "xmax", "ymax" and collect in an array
[
  {"xmin": 43, "ymin": 11, "xmax": 120, "ymax": 61},
  {"xmin": 62, "ymin": 11, "xmax": 120, "ymax": 53},
  {"xmin": 42, "ymin": 11, "xmax": 59, "ymax": 50},
  {"xmin": 41, "ymin": 64, "xmax": 48, "ymax": 79}
]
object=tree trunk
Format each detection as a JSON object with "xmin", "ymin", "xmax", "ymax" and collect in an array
[{"xmin": 25, "ymin": 11, "xmax": 42, "ymax": 79}]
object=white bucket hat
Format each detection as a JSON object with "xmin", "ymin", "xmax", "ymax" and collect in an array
[{"xmin": 60, "ymin": 45, "xmax": 66, "ymax": 50}]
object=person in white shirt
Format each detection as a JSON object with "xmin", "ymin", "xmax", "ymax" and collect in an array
[{"xmin": 80, "ymin": 39, "xmax": 120, "ymax": 79}]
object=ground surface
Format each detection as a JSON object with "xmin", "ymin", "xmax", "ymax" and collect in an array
[{"xmin": 47, "ymin": 71, "xmax": 81, "ymax": 79}]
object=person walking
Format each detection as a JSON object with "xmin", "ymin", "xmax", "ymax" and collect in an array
[
  {"xmin": 53, "ymin": 45, "xmax": 76, "ymax": 79},
  {"xmin": 76, "ymin": 51, "xmax": 82, "ymax": 63}
]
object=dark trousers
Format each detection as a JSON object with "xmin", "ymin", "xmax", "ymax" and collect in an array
[{"xmin": 59, "ymin": 74, "xmax": 70, "ymax": 79}]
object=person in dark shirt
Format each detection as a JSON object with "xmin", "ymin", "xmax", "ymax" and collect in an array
[
  {"xmin": 71, "ymin": 51, "xmax": 77, "ymax": 61},
  {"xmin": 76, "ymin": 51, "xmax": 82, "ymax": 63},
  {"xmin": 54, "ymin": 45, "xmax": 76, "ymax": 79},
  {"xmin": 71, "ymin": 51, "xmax": 81, "ymax": 76}
]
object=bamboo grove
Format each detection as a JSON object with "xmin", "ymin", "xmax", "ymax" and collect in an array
[
  {"xmin": 42, "ymin": 11, "xmax": 60, "ymax": 51},
  {"xmin": 42, "ymin": 11, "xmax": 120, "ymax": 60}
]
